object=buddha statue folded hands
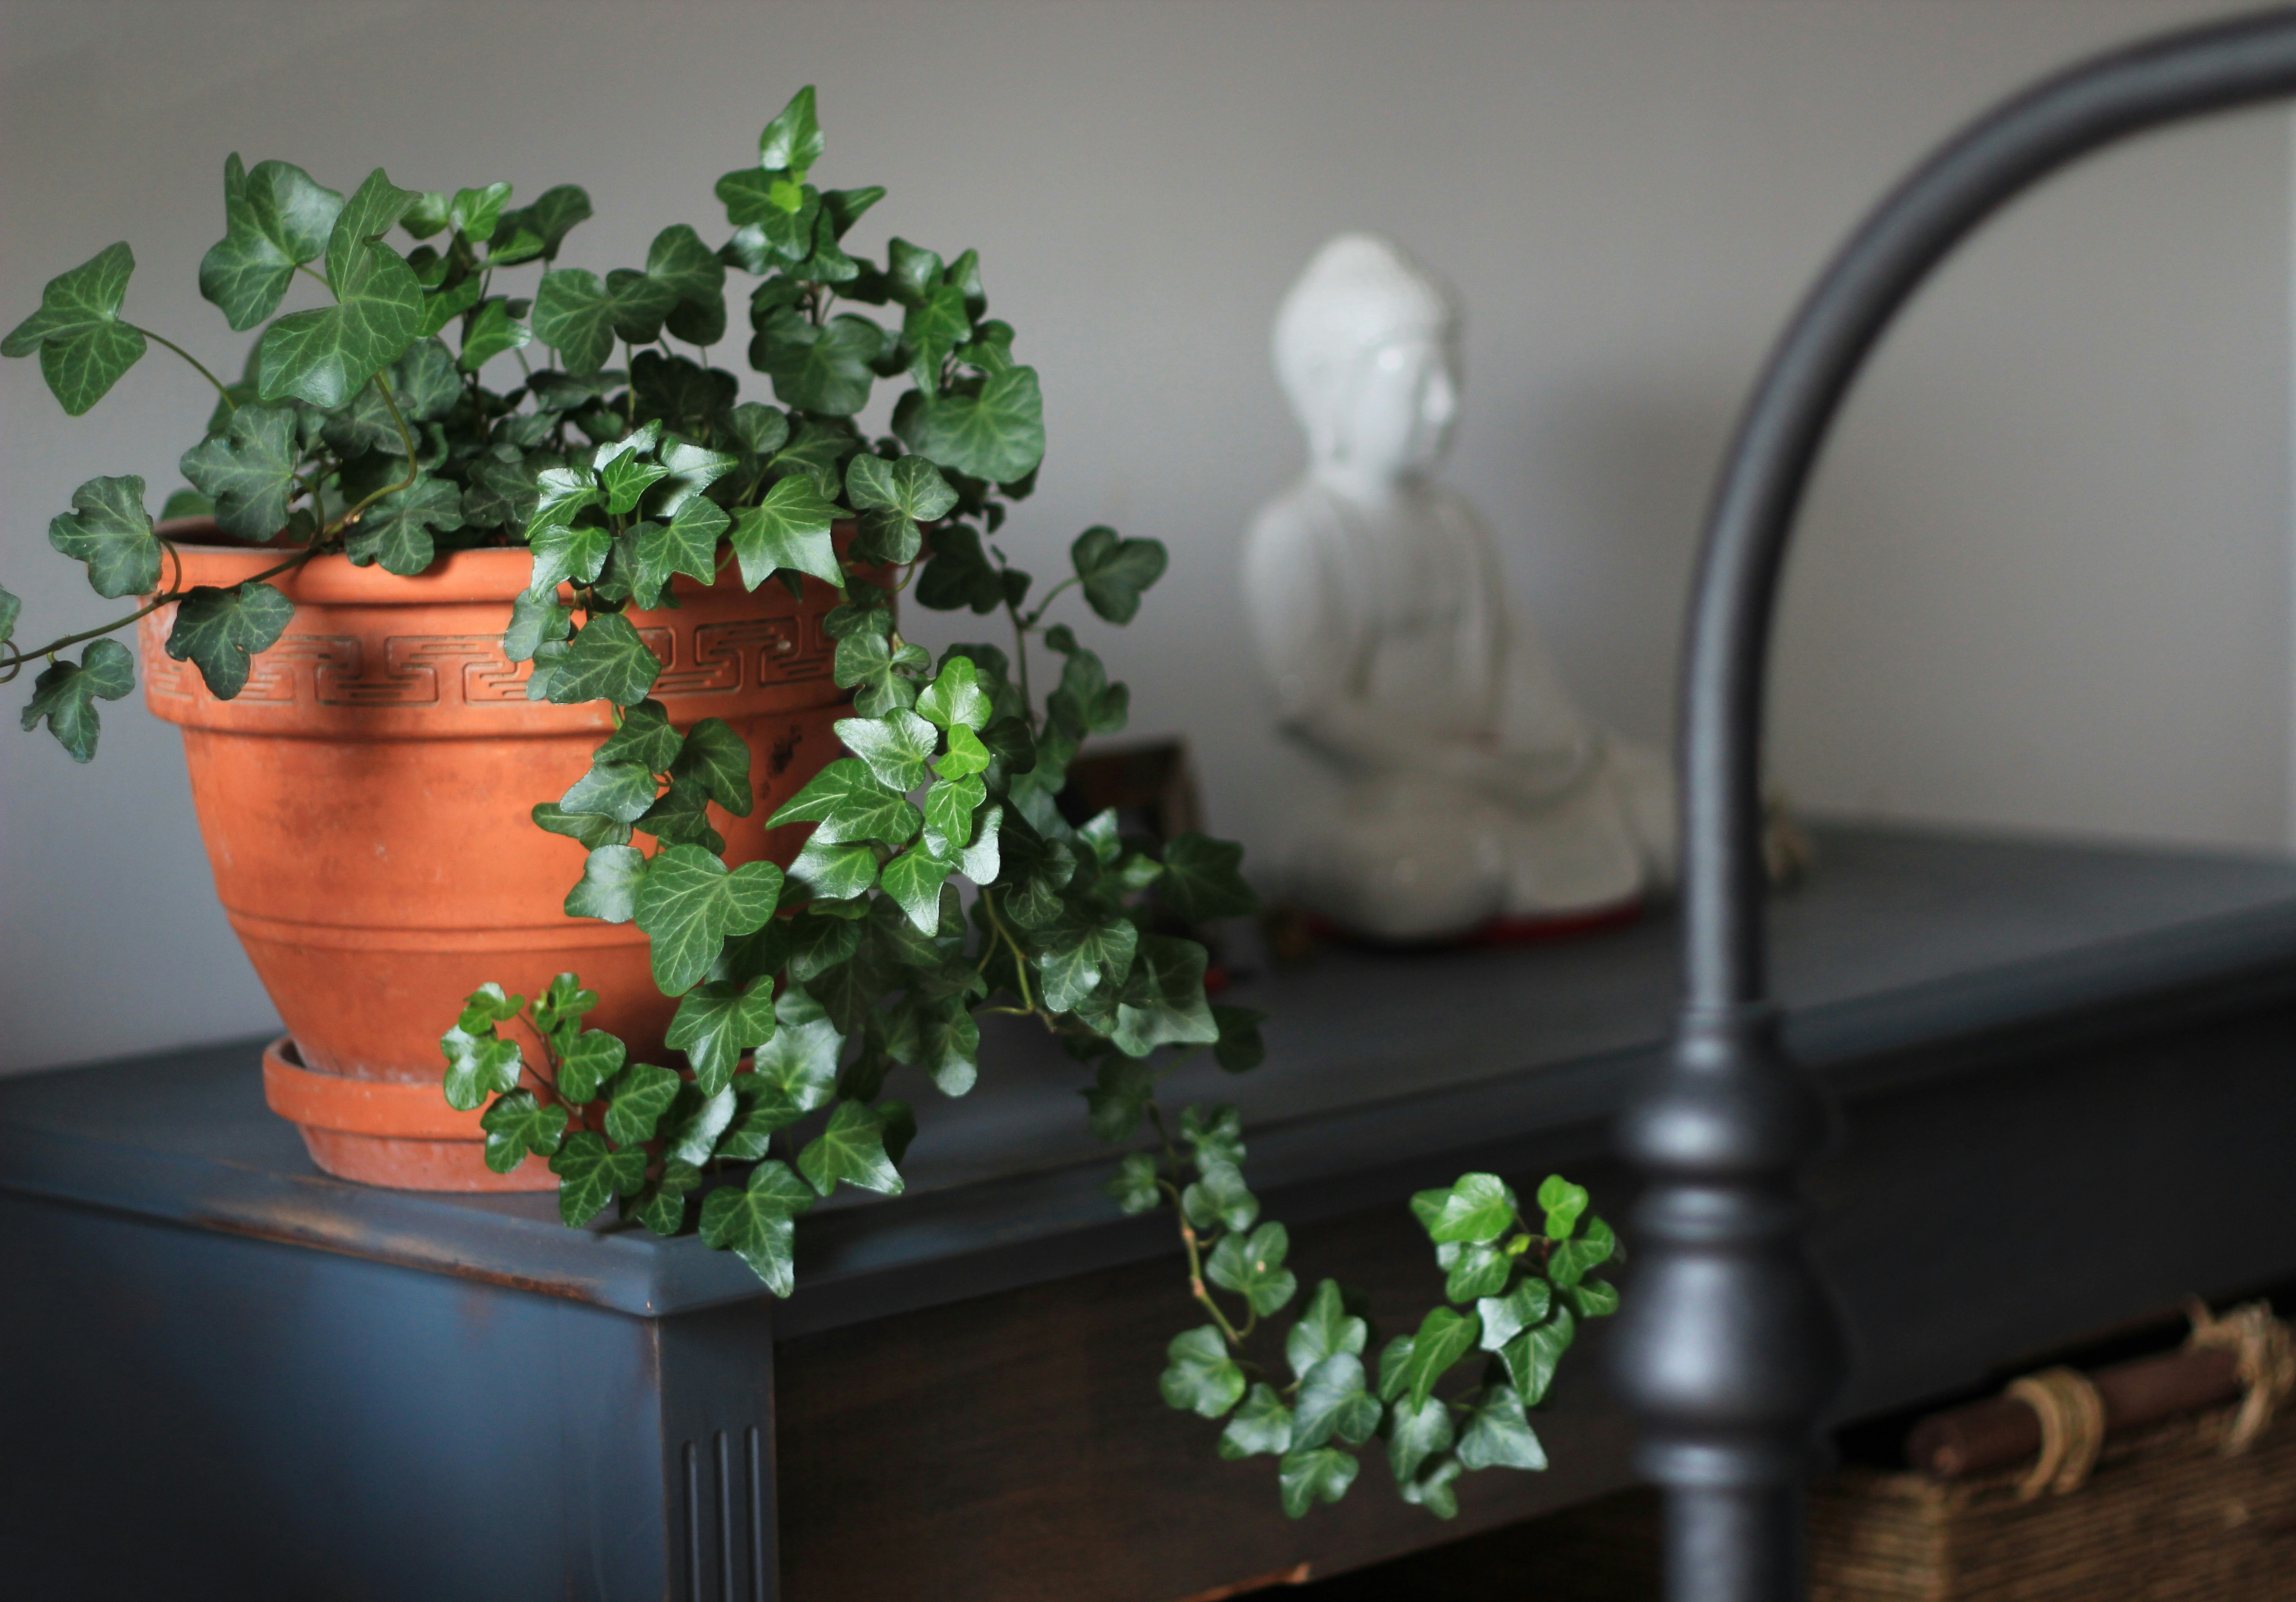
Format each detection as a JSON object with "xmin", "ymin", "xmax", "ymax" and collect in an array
[{"xmin": 1242, "ymin": 233, "xmax": 1676, "ymax": 943}]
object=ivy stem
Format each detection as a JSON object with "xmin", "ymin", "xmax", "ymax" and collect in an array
[
  {"xmin": 294, "ymin": 261, "xmax": 332, "ymax": 293},
  {"xmin": 323, "ymin": 375, "xmax": 419, "ymax": 536},
  {"xmin": 1149, "ymin": 1104, "xmax": 1250, "ymax": 1350},
  {"xmin": 128, "ymin": 325, "xmax": 234, "ymax": 407},
  {"xmin": 625, "ymin": 342, "xmax": 640, "ymax": 430},
  {"xmin": 0, "ymin": 543, "xmax": 323, "ymax": 685},
  {"xmin": 1020, "ymin": 575, "xmax": 1079, "ymax": 630},
  {"xmin": 978, "ymin": 887, "xmax": 1039, "ymax": 1013}
]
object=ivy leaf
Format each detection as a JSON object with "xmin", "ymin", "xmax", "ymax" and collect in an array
[
  {"xmin": 1288, "ymin": 1280, "xmax": 1370, "ymax": 1382},
  {"xmin": 749, "ymin": 991, "xmax": 844, "ymax": 1119},
  {"xmin": 533, "ymin": 267, "xmax": 676, "ymax": 374},
  {"xmin": 754, "ymin": 311, "xmax": 881, "ymax": 416},
  {"xmin": 921, "ymin": 775, "xmax": 986, "ymax": 855},
  {"xmin": 586, "ymin": 699, "xmax": 677, "ymax": 771},
  {"xmin": 902, "ymin": 998, "xmax": 980, "ymax": 1096},
  {"xmin": 529, "ymin": 464, "xmax": 601, "ymax": 531},
  {"xmin": 894, "ymin": 364, "xmax": 1045, "ymax": 484},
  {"xmin": 1392, "ymin": 1307, "xmax": 1481, "ymax": 1411},
  {"xmin": 913, "ymin": 655, "xmax": 993, "ymax": 732},
  {"xmin": 1180, "ymin": 1162, "xmax": 1257, "ymax": 1235},
  {"xmin": 1418, "ymin": 1173, "xmax": 1520, "ymax": 1246},
  {"xmin": 1084, "ymin": 1057, "xmax": 1157, "ymax": 1144},
  {"xmin": 599, "ymin": 452, "xmax": 669, "ymax": 517},
  {"xmin": 479, "ymin": 1088, "xmax": 568, "ymax": 1173},
  {"xmin": 1548, "ymin": 1219, "xmax": 1617, "ymax": 1290},
  {"xmin": 346, "ymin": 474, "xmax": 463, "ymax": 575},
  {"xmin": 647, "ymin": 223, "xmax": 728, "ymax": 345},
  {"xmin": 1046, "ymin": 647, "xmax": 1129, "ymax": 740},
  {"xmin": 698, "ymin": 1159, "xmax": 815, "ymax": 1296},
  {"xmin": 933, "ymin": 724, "xmax": 990, "ymax": 783},
  {"xmin": 632, "ymin": 496, "xmax": 729, "ymax": 597},
  {"xmin": 958, "ymin": 803, "xmax": 1003, "ymax": 884},
  {"xmin": 455, "ymin": 982, "xmax": 526, "ymax": 1032},
  {"xmin": 20, "ymin": 639, "xmax": 134, "ymax": 762},
  {"xmin": 1219, "ymin": 1384, "xmax": 1295, "ymax": 1461},
  {"xmin": 729, "ymin": 473, "xmax": 841, "ymax": 590},
  {"xmin": 489, "ymin": 184, "xmax": 593, "ymax": 266},
  {"xmin": 533, "ymin": 802, "xmax": 631, "ymax": 851},
  {"xmin": 659, "ymin": 1082, "xmax": 737, "ymax": 1166},
  {"xmin": 632, "ymin": 845, "xmax": 783, "ymax": 994},
  {"xmin": 1032, "ymin": 909, "xmax": 1138, "ymax": 1014},
  {"xmin": 178, "ymin": 402, "xmax": 300, "ymax": 542},
  {"xmin": 1538, "ymin": 1175, "xmax": 1591, "ymax": 1240},
  {"xmin": 1157, "ymin": 833, "xmax": 1259, "ymax": 923},
  {"xmin": 1207, "ymin": 1222, "xmax": 1299, "ymax": 1317},
  {"xmin": 1277, "ymin": 1446, "xmax": 1358, "ymax": 1519},
  {"xmin": 884, "ymin": 237, "xmax": 943, "ymax": 308},
  {"xmin": 459, "ymin": 296, "xmax": 531, "ymax": 371},
  {"xmin": 1181, "ymin": 1103, "xmax": 1246, "ymax": 1169},
  {"xmin": 1443, "ymin": 1242, "xmax": 1515, "ymax": 1304},
  {"xmin": 1399, "ymin": 1456, "xmax": 1465, "ymax": 1520},
  {"xmin": 769, "ymin": 757, "xmax": 920, "ymax": 846},
  {"xmin": 464, "ymin": 453, "xmax": 543, "ymax": 532},
  {"xmin": 912, "ymin": 523, "xmax": 1005, "ymax": 614},
  {"xmin": 1069, "ymin": 526, "xmax": 1167, "ymax": 625},
  {"xmin": 667, "ymin": 976, "xmax": 778, "ymax": 1095},
  {"xmin": 47, "ymin": 475, "xmax": 160, "ymax": 598},
  {"xmin": 1106, "ymin": 1151, "xmax": 1160, "ymax": 1215},
  {"xmin": 1160, "ymin": 1326, "xmax": 1245, "ymax": 1419},
  {"xmin": 672, "ymin": 718, "xmax": 753, "ymax": 816},
  {"xmin": 900, "ymin": 283, "xmax": 973, "ymax": 390},
  {"xmin": 1111, "ymin": 934, "xmax": 1220, "ymax": 1058},
  {"xmin": 784, "ymin": 840, "xmax": 877, "ymax": 903},
  {"xmin": 845, "ymin": 452, "xmax": 957, "ymax": 525},
  {"xmin": 2, "ymin": 242, "xmax": 146, "ymax": 415},
  {"xmin": 797, "ymin": 1098, "xmax": 906, "ymax": 1196},
  {"xmin": 555, "ymin": 1028, "xmax": 627, "ymax": 1103},
  {"xmin": 0, "ymin": 586, "xmax": 19, "ymax": 646},
  {"xmin": 759, "ymin": 86, "xmax": 826, "ymax": 173},
  {"xmin": 601, "ymin": 1061, "xmax": 682, "ymax": 1146},
  {"xmin": 198, "ymin": 155, "xmax": 344, "ymax": 330},
  {"xmin": 563, "ymin": 843, "xmax": 647, "ymax": 922},
  {"xmin": 550, "ymin": 1131, "xmax": 649, "ymax": 1227},
  {"xmin": 1212, "ymin": 1005, "xmax": 1268, "ymax": 1074},
  {"xmin": 257, "ymin": 169, "xmax": 425, "ymax": 409},
  {"xmin": 163, "ymin": 581, "xmax": 293, "ymax": 699},
  {"xmin": 1456, "ymin": 1385, "xmax": 1548, "ymax": 1472},
  {"xmin": 547, "ymin": 613, "xmax": 662, "ymax": 707},
  {"xmin": 627, "ymin": 1157, "xmax": 704, "ymax": 1237},
  {"xmin": 1570, "ymin": 1279, "xmax": 1621, "ymax": 1319},
  {"xmin": 1494, "ymin": 1307, "xmax": 1577, "ymax": 1406},
  {"xmin": 835, "ymin": 709, "xmax": 938, "ymax": 794},
  {"xmin": 438, "ymin": 1024, "xmax": 521, "ymax": 1112},
  {"xmin": 1477, "ymin": 1278, "xmax": 1554, "ymax": 1352},
  {"xmin": 833, "ymin": 630, "xmax": 929, "ymax": 717},
  {"xmin": 879, "ymin": 838, "xmax": 958, "ymax": 935},
  {"xmin": 1386, "ymin": 1395, "xmax": 1456, "ymax": 1487}
]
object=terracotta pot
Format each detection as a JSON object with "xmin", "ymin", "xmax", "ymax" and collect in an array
[{"xmin": 140, "ymin": 525, "xmax": 848, "ymax": 1191}]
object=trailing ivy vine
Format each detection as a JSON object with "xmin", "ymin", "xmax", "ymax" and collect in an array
[{"xmin": 3, "ymin": 87, "xmax": 1616, "ymax": 1521}]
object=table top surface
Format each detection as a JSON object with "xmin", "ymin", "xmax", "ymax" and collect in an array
[{"xmin": 9, "ymin": 822, "xmax": 2296, "ymax": 1329}]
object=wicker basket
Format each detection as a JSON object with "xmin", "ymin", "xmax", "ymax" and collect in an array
[{"xmin": 1809, "ymin": 1407, "xmax": 2296, "ymax": 1601}]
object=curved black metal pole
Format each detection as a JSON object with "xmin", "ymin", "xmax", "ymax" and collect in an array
[{"xmin": 1613, "ymin": 10, "xmax": 2296, "ymax": 1601}]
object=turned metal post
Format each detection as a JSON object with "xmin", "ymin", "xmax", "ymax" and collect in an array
[{"xmin": 1612, "ymin": 10, "xmax": 2296, "ymax": 1599}]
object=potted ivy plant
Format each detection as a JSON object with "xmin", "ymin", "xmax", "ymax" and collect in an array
[{"xmin": 3, "ymin": 86, "xmax": 1616, "ymax": 1520}]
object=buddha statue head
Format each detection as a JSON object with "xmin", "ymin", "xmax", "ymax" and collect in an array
[{"xmin": 1273, "ymin": 232, "xmax": 1462, "ymax": 491}]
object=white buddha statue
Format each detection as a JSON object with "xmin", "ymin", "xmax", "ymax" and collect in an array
[{"xmin": 1243, "ymin": 233, "xmax": 1677, "ymax": 943}]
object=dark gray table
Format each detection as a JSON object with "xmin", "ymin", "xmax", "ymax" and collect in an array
[{"xmin": 7, "ymin": 824, "xmax": 2296, "ymax": 1600}]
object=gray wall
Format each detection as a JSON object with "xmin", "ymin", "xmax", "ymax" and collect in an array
[{"xmin": 3, "ymin": 0, "xmax": 2287, "ymax": 1072}]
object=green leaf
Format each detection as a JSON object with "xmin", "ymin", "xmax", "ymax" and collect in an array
[
  {"xmin": 785, "ymin": 839, "xmax": 879, "ymax": 902},
  {"xmin": 1106, "ymin": 1151, "xmax": 1160, "ymax": 1215},
  {"xmin": 1294, "ymin": 1353, "xmax": 1383, "ymax": 1452},
  {"xmin": 729, "ymin": 473, "xmax": 841, "ymax": 590},
  {"xmin": 673, "ymin": 718, "xmax": 753, "ymax": 815},
  {"xmin": 533, "ymin": 802, "xmax": 631, "ymax": 851},
  {"xmin": 1070, "ymin": 526, "xmax": 1167, "ymax": 625},
  {"xmin": 1548, "ymin": 1219, "xmax": 1615, "ymax": 1289},
  {"xmin": 759, "ymin": 86, "xmax": 826, "ymax": 173},
  {"xmin": 1538, "ymin": 1175, "xmax": 1590, "ymax": 1240},
  {"xmin": 884, "ymin": 238, "xmax": 943, "ymax": 307},
  {"xmin": 933, "ymin": 724, "xmax": 990, "ymax": 783},
  {"xmin": 1032, "ymin": 908, "xmax": 1138, "ymax": 1014},
  {"xmin": 586, "ymin": 699, "xmax": 677, "ymax": 772},
  {"xmin": 47, "ymin": 475, "xmax": 159, "ymax": 598},
  {"xmin": 912, "ymin": 523, "xmax": 1004, "ymax": 614},
  {"xmin": 458, "ymin": 296, "xmax": 530, "ymax": 370},
  {"xmin": 20, "ymin": 639, "xmax": 134, "ymax": 762},
  {"xmin": 835, "ymin": 709, "xmax": 937, "ymax": 794},
  {"xmin": 1158, "ymin": 833, "xmax": 1259, "ymax": 923},
  {"xmin": 2, "ymin": 242, "xmax": 146, "ymax": 415},
  {"xmin": 1569, "ymin": 1278, "xmax": 1620, "ymax": 1319},
  {"xmin": 533, "ymin": 267, "xmax": 676, "ymax": 374},
  {"xmin": 547, "ymin": 613, "xmax": 662, "ymax": 707},
  {"xmin": 1419, "ymin": 1173, "xmax": 1520, "ymax": 1245},
  {"xmin": 894, "ymin": 364, "xmax": 1045, "ymax": 484},
  {"xmin": 769, "ymin": 757, "xmax": 920, "ymax": 846},
  {"xmin": 1476, "ymin": 1278, "xmax": 1554, "ymax": 1352},
  {"xmin": 880, "ymin": 839, "xmax": 958, "ymax": 935},
  {"xmin": 1277, "ymin": 1446, "xmax": 1359, "ymax": 1519},
  {"xmin": 564, "ymin": 843, "xmax": 648, "ymax": 922},
  {"xmin": 0, "ymin": 585, "xmax": 19, "ymax": 646},
  {"xmin": 922, "ymin": 776, "xmax": 987, "ymax": 856},
  {"xmin": 346, "ymin": 473, "xmax": 463, "ymax": 575},
  {"xmin": 1218, "ymin": 1384, "xmax": 1295, "ymax": 1461},
  {"xmin": 900, "ymin": 284, "xmax": 973, "ymax": 390},
  {"xmin": 198, "ymin": 155, "xmax": 344, "ymax": 330},
  {"xmin": 179, "ymin": 404, "xmax": 300, "ymax": 542},
  {"xmin": 1180, "ymin": 1103, "xmax": 1247, "ymax": 1170},
  {"xmin": 159, "ymin": 490, "xmax": 212, "ymax": 521},
  {"xmin": 749, "ymin": 992, "xmax": 844, "ymax": 1118},
  {"xmin": 1111, "ymin": 934, "xmax": 1221, "ymax": 1058},
  {"xmin": 913, "ymin": 655, "xmax": 993, "ymax": 733},
  {"xmin": 1494, "ymin": 1307, "xmax": 1576, "ymax": 1406},
  {"xmin": 463, "ymin": 452, "xmax": 543, "ymax": 532},
  {"xmin": 479, "ymin": 1088, "xmax": 568, "ymax": 1173},
  {"xmin": 698, "ymin": 1159, "xmax": 815, "ymax": 1295},
  {"xmin": 1399, "ymin": 1456, "xmax": 1465, "ymax": 1520},
  {"xmin": 529, "ymin": 463, "xmax": 601, "ymax": 531},
  {"xmin": 257, "ymin": 169, "xmax": 425, "ymax": 409},
  {"xmin": 438, "ymin": 1024, "xmax": 522, "ymax": 1112},
  {"xmin": 632, "ymin": 845, "xmax": 784, "ymax": 994},
  {"xmin": 1180, "ymin": 1162, "xmax": 1257, "ymax": 1235},
  {"xmin": 1386, "ymin": 1395, "xmax": 1455, "ymax": 1486},
  {"xmin": 1393, "ymin": 1307, "xmax": 1481, "ymax": 1411},
  {"xmin": 846, "ymin": 451, "xmax": 957, "ymax": 523},
  {"xmin": 1456, "ymin": 1385, "xmax": 1548, "ymax": 1472},
  {"xmin": 549, "ymin": 1131, "xmax": 648, "ymax": 1227},
  {"xmin": 628, "ymin": 1157, "xmax": 704, "ymax": 1237},
  {"xmin": 1288, "ymin": 1280, "xmax": 1370, "ymax": 1382},
  {"xmin": 1212, "ymin": 1005, "xmax": 1268, "ymax": 1074},
  {"xmin": 659, "ymin": 1082, "xmax": 737, "ymax": 1166},
  {"xmin": 1083, "ymin": 1057, "xmax": 1156, "ymax": 1144},
  {"xmin": 833, "ymin": 630, "xmax": 929, "ymax": 717},
  {"xmin": 600, "ymin": 1060, "xmax": 681, "ymax": 1146},
  {"xmin": 1208, "ymin": 1222, "xmax": 1299, "ymax": 1317},
  {"xmin": 1442, "ymin": 1241, "xmax": 1514, "ymax": 1304},
  {"xmin": 1159, "ymin": 1326, "xmax": 1245, "ymax": 1419},
  {"xmin": 647, "ymin": 223, "xmax": 728, "ymax": 345},
  {"xmin": 754, "ymin": 311, "xmax": 880, "ymax": 416},
  {"xmin": 163, "ymin": 581, "xmax": 293, "ymax": 699},
  {"xmin": 797, "ymin": 1098, "xmax": 906, "ymax": 1196},
  {"xmin": 455, "ymin": 982, "xmax": 526, "ymax": 1032},
  {"xmin": 555, "ymin": 1028, "xmax": 627, "ymax": 1103},
  {"xmin": 630, "ymin": 497, "xmax": 729, "ymax": 604},
  {"xmin": 667, "ymin": 976, "xmax": 778, "ymax": 1094},
  {"xmin": 599, "ymin": 452, "xmax": 669, "ymax": 516},
  {"xmin": 904, "ymin": 999, "xmax": 980, "ymax": 1096},
  {"xmin": 489, "ymin": 184, "xmax": 592, "ymax": 266}
]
